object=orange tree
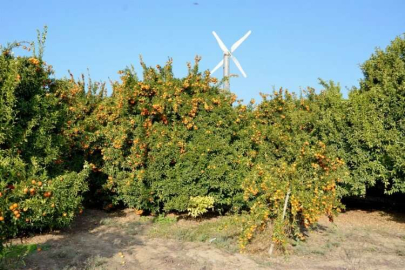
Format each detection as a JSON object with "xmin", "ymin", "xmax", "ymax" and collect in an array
[
  {"xmin": 81, "ymin": 57, "xmax": 251, "ymax": 213},
  {"xmin": 344, "ymin": 35, "xmax": 405, "ymax": 195},
  {"xmin": 239, "ymin": 89, "xmax": 348, "ymax": 251},
  {"xmin": 0, "ymin": 33, "xmax": 89, "ymax": 250},
  {"xmin": 308, "ymin": 36, "xmax": 405, "ymax": 197},
  {"xmin": 52, "ymin": 73, "xmax": 108, "ymax": 207},
  {"xmin": 302, "ymin": 81, "xmax": 354, "ymax": 196}
]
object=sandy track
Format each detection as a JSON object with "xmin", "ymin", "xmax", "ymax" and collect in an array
[{"xmin": 14, "ymin": 209, "xmax": 405, "ymax": 270}]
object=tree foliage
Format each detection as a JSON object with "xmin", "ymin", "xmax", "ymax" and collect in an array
[
  {"xmin": 0, "ymin": 31, "xmax": 89, "ymax": 249},
  {"xmin": 239, "ymin": 89, "xmax": 347, "ymax": 250},
  {"xmin": 77, "ymin": 58, "xmax": 251, "ymax": 213},
  {"xmin": 345, "ymin": 34, "xmax": 405, "ymax": 195}
]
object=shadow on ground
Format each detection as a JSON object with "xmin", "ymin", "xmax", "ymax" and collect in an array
[
  {"xmin": 19, "ymin": 209, "xmax": 146, "ymax": 270},
  {"xmin": 10, "ymin": 207, "xmax": 405, "ymax": 270}
]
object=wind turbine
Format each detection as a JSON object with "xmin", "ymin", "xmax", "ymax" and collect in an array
[{"xmin": 210, "ymin": 30, "xmax": 251, "ymax": 91}]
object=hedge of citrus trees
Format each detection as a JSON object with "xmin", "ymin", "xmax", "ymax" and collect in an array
[
  {"xmin": 68, "ymin": 57, "xmax": 252, "ymax": 213},
  {"xmin": 239, "ymin": 88, "xmax": 349, "ymax": 250},
  {"xmin": 0, "ymin": 30, "xmax": 89, "ymax": 252},
  {"xmin": 1, "ymin": 31, "xmax": 404, "ymax": 252},
  {"xmin": 345, "ymin": 35, "xmax": 405, "ymax": 195}
]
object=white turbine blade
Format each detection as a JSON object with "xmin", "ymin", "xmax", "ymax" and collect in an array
[
  {"xmin": 212, "ymin": 31, "xmax": 230, "ymax": 53},
  {"xmin": 231, "ymin": 30, "xmax": 251, "ymax": 53},
  {"xmin": 231, "ymin": 56, "xmax": 247, "ymax": 78},
  {"xmin": 210, "ymin": 59, "xmax": 224, "ymax": 75}
]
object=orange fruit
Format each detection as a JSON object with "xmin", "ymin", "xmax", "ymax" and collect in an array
[{"xmin": 37, "ymin": 181, "xmax": 42, "ymax": 187}]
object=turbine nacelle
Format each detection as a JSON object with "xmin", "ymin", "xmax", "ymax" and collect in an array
[{"xmin": 211, "ymin": 30, "xmax": 251, "ymax": 78}]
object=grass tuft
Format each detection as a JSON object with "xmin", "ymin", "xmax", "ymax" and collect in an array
[{"xmin": 148, "ymin": 215, "xmax": 244, "ymax": 252}]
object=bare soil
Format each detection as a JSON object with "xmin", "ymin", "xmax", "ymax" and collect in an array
[{"xmin": 10, "ymin": 208, "xmax": 405, "ymax": 270}]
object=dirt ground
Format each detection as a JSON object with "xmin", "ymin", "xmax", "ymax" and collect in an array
[{"xmin": 9, "ymin": 208, "xmax": 405, "ymax": 270}]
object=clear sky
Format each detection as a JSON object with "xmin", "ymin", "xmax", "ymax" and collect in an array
[{"xmin": 1, "ymin": 0, "xmax": 404, "ymax": 101}]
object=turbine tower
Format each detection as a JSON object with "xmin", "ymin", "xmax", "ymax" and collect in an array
[{"xmin": 210, "ymin": 30, "xmax": 251, "ymax": 91}]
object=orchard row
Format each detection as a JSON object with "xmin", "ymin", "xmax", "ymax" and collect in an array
[{"xmin": 0, "ymin": 31, "xmax": 403, "ymax": 251}]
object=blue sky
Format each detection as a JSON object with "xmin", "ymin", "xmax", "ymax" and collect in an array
[{"xmin": 1, "ymin": 0, "xmax": 404, "ymax": 101}]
